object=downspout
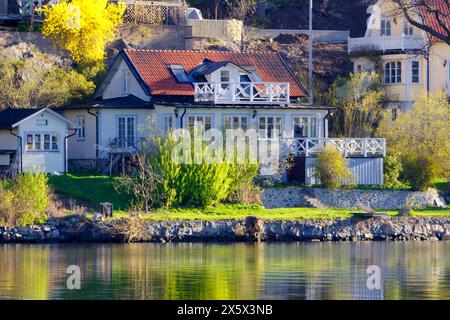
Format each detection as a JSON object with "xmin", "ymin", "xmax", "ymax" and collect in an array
[
  {"xmin": 426, "ymin": 50, "xmax": 430, "ymax": 98},
  {"xmin": 64, "ymin": 129, "xmax": 78, "ymax": 174},
  {"xmin": 179, "ymin": 107, "xmax": 187, "ymax": 129},
  {"xmin": 9, "ymin": 129, "xmax": 22, "ymax": 174},
  {"xmin": 87, "ymin": 108, "xmax": 99, "ymax": 158}
]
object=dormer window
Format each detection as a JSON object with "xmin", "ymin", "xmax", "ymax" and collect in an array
[
  {"xmin": 404, "ymin": 21, "xmax": 414, "ymax": 35},
  {"xmin": 220, "ymin": 70, "xmax": 230, "ymax": 83},
  {"xmin": 169, "ymin": 65, "xmax": 190, "ymax": 84},
  {"xmin": 381, "ymin": 19, "xmax": 391, "ymax": 36},
  {"xmin": 240, "ymin": 73, "xmax": 251, "ymax": 83}
]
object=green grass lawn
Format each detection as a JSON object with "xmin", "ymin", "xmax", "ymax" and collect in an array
[
  {"xmin": 48, "ymin": 173, "xmax": 129, "ymax": 210},
  {"xmin": 107, "ymin": 205, "xmax": 450, "ymax": 221},
  {"xmin": 48, "ymin": 173, "xmax": 450, "ymax": 221}
]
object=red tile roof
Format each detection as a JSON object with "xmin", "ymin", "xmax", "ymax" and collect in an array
[
  {"xmin": 123, "ymin": 49, "xmax": 307, "ymax": 98},
  {"xmin": 416, "ymin": 0, "xmax": 450, "ymax": 43}
]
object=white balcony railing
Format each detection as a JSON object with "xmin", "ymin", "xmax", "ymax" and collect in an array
[
  {"xmin": 348, "ymin": 35, "xmax": 426, "ymax": 54},
  {"xmin": 194, "ymin": 82, "xmax": 290, "ymax": 105},
  {"xmin": 282, "ymin": 138, "xmax": 386, "ymax": 158}
]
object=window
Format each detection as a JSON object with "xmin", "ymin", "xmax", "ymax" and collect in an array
[
  {"xmin": 117, "ymin": 116, "xmax": 136, "ymax": 148},
  {"xmin": 123, "ymin": 71, "xmax": 131, "ymax": 94},
  {"xmin": 411, "ymin": 60, "xmax": 420, "ymax": 83},
  {"xmin": 26, "ymin": 133, "xmax": 59, "ymax": 152},
  {"xmin": 391, "ymin": 108, "xmax": 398, "ymax": 121},
  {"xmin": 220, "ymin": 70, "xmax": 230, "ymax": 83},
  {"xmin": 76, "ymin": 116, "xmax": 85, "ymax": 141},
  {"xmin": 356, "ymin": 65, "xmax": 362, "ymax": 73},
  {"xmin": 258, "ymin": 116, "xmax": 283, "ymax": 139},
  {"xmin": 187, "ymin": 115, "xmax": 213, "ymax": 136},
  {"xmin": 162, "ymin": 114, "xmax": 174, "ymax": 135},
  {"xmin": 381, "ymin": 19, "xmax": 391, "ymax": 36},
  {"xmin": 169, "ymin": 65, "xmax": 190, "ymax": 84},
  {"xmin": 223, "ymin": 115, "xmax": 249, "ymax": 131},
  {"xmin": 404, "ymin": 22, "xmax": 414, "ymax": 35},
  {"xmin": 37, "ymin": 119, "xmax": 48, "ymax": 126},
  {"xmin": 293, "ymin": 117, "xmax": 318, "ymax": 138},
  {"xmin": 384, "ymin": 61, "xmax": 402, "ymax": 84}
]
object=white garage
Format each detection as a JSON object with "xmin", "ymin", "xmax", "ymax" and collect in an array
[{"xmin": 0, "ymin": 108, "xmax": 79, "ymax": 175}]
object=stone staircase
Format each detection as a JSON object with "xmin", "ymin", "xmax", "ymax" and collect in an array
[{"xmin": 302, "ymin": 195, "xmax": 329, "ymax": 209}]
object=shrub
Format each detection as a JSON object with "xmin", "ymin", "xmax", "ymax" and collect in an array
[
  {"xmin": 401, "ymin": 153, "xmax": 437, "ymax": 191},
  {"xmin": 227, "ymin": 162, "xmax": 261, "ymax": 205},
  {"xmin": 314, "ymin": 144, "xmax": 352, "ymax": 189},
  {"xmin": 115, "ymin": 153, "xmax": 164, "ymax": 212},
  {"xmin": 377, "ymin": 92, "xmax": 449, "ymax": 178},
  {"xmin": 117, "ymin": 136, "xmax": 260, "ymax": 210},
  {"xmin": 384, "ymin": 151, "xmax": 403, "ymax": 187},
  {"xmin": 0, "ymin": 172, "xmax": 50, "ymax": 226}
]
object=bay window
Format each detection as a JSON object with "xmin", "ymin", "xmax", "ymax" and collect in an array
[
  {"xmin": 384, "ymin": 61, "xmax": 402, "ymax": 84},
  {"xmin": 411, "ymin": 60, "xmax": 420, "ymax": 83}
]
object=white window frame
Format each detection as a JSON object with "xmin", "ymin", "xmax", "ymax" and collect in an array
[
  {"xmin": 411, "ymin": 60, "xmax": 421, "ymax": 84},
  {"xmin": 76, "ymin": 116, "xmax": 86, "ymax": 141},
  {"xmin": 258, "ymin": 115, "xmax": 283, "ymax": 139},
  {"xmin": 36, "ymin": 119, "xmax": 48, "ymax": 126},
  {"xmin": 123, "ymin": 70, "xmax": 131, "ymax": 94},
  {"xmin": 162, "ymin": 113, "xmax": 175, "ymax": 135},
  {"xmin": 384, "ymin": 61, "xmax": 402, "ymax": 84},
  {"xmin": 223, "ymin": 115, "xmax": 250, "ymax": 131},
  {"xmin": 116, "ymin": 115, "xmax": 137, "ymax": 148},
  {"xmin": 381, "ymin": 19, "xmax": 391, "ymax": 36},
  {"xmin": 186, "ymin": 114, "xmax": 214, "ymax": 136},
  {"xmin": 220, "ymin": 70, "xmax": 230, "ymax": 83},
  {"xmin": 25, "ymin": 132, "xmax": 60, "ymax": 153},
  {"xmin": 404, "ymin": 21, "xmax": 414, "ymax": 35},
  {"xmin": 292, "ymin": 116, "xmax": 319, "ymax": 138}
]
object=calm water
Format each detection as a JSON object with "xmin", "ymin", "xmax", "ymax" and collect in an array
[{"xmin": 0, "ymin": 242, "xmax": 449, "ymax": 300}]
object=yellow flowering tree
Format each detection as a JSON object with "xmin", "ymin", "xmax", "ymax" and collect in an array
[{"xmin": 39, "ymin": 0, "xmax": 125, "ymax": 77}]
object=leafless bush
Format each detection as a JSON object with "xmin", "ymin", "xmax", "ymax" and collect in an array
[{"xmin": 100, "ymin": 217, "xmax": 150, "ymax": 243}]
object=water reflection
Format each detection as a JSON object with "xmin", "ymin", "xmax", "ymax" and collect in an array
[{"xmin": 0, "ymin": 242, "xmax": 449, "ymax": 300}]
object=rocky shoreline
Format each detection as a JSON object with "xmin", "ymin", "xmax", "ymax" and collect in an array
[{"xmin": 1, "ymin": 216, "xmax": 450, "ymax": 243}]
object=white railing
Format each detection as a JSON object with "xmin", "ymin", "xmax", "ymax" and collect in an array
[
  {"xmin": 194, "ymin": 82, "xmax": 290, "ymax": 104},
  {"xmin": 348, "ymin": 35, "xmax": 426, "ymax": 54},
  {"xmin": 282, "ymin": 138, "xmax": 386, "ymax": 157}
]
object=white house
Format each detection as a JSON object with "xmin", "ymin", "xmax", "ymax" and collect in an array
[
  {"xmin": 0, "ymin": 108, "xmax": 78, "ymax": 175},
  {"xmin": 58, "ymin": 49, "xmax": 386, "ymax": 185}
]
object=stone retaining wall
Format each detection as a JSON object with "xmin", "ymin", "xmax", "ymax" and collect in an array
[
  {"xmin": 262, "ymin": 187, "xmax": 447, "ymax": 210},
  {"xmin": 1, "ymin": 216, "xmax": 449, "ymax": 243}
]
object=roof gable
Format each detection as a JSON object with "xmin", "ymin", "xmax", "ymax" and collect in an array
[
  {"xmin": 0, "ymin": 108, "xmax": 78, "ymax": 129},
  {"xmin": 122, "ymin": 49, "xmax": 307, "ymax": 98}
]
